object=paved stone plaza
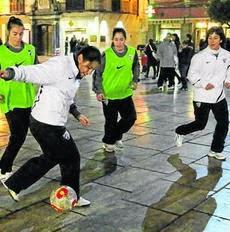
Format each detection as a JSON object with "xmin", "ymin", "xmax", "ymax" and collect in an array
[{"xmin": 1, "ymin": 75, "xmax": 230, "ymax": 232}]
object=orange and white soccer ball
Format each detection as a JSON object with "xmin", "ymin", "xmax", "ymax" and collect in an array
[{"xmin": 50, "ymin": 186, "xmax": 78, "ymax": 212}]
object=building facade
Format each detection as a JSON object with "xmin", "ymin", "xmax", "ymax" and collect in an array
[
  {"xmin": 0, "ymin": 0, "xmax": 149, "ymax": 55},
  {"xmin": 147, "ymin": 0, "xmax": 230, "ymax": 49}
]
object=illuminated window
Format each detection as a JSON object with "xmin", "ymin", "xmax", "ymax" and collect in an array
[{"xmin": 10, "ymin": 0, "xmax": 24, "ymax": 13}]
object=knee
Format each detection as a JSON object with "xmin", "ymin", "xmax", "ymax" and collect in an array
[
  {"xmin": 9, "ymin": 133, "xmax": 26, "ymax": 145},
  {"xmin": 127, "ymin": 114, "xmax": 137, "ymax": 126}
]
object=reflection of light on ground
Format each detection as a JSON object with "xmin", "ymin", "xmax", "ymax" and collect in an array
[
  {"xmin": 0, "ymin": 113, "xmax": 9, "ymax": 149},
  {"xmin": 187, "ymin": 90, "xmax": 194, "ymax": 119},
  {"xmin": 133, "ymin": 94, "xmax": 151, "ymax": 134},
  {"xmin": 203, "ymin": 189, "xmax": 230, "ymax": 231}
]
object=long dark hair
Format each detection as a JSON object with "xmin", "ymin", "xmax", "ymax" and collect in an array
[{"xmin": 7, "ymin": 16, "xmax": 24, "ymax": 31}]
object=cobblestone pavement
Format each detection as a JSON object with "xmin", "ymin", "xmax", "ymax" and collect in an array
[{"xmin": 1, "ymin": 74, "xmax": 230, "ymax": 232}]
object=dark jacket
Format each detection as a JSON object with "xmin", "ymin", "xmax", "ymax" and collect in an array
[
  {"xmin": 145, "ymin": 42, "xmax": 157, "ymax": 63},
  {"xmin": 178, "ymin": 46, "xmax": 193, "ymax": 65}
]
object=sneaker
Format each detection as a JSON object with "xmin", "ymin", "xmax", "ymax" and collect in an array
[
  {"xmin": 158, "ymin": 86, "xmax": 163, "ymax": 91},
  {"xmin": 168, "ymin": 85, "xmax": 175, "ymax": 90},
  {"xmin": 2, "ymin": 182, "xmax": 19, "ymax": 202},
  {"xmin": 75, "ymin": 197, "xmax": 91, "ymax": 207},
  {"xmin": 175, "ymin": 133, "xmax": 183, "ymax": 147},
  {"xmin": 208, "ymin": 150, "xmax": 226, "ymax": 161},
  {"xmin": 0, "ymin": 171, "xmax": 13, "ymax": 183},
  {"xmin": 180, "ymin": 86, "xmax": 188, "ymax": 91},
  {"xmin": 103, "ymin": 144, "xmax": 115, "ymax": 152},
  {"xmin": 115, "ymin": 140, "xmax": 123, "ymax": 149}
]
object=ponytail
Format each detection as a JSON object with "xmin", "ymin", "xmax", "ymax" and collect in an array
[{"xmin": 7, "ymin": 16, "xmax": 24, "ymax": 31}]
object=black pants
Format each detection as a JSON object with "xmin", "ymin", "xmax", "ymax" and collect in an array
[
  {"xmin": 175, "ymin": 99, "xmax": 229, "ymax": 152},
  {"xmin": 157, "ymin": 67, "xmax": 175, "ymax": 87},
  {"xmin": 146, "ymin": 60, "xmax": 157, "ymax": 78},
  {"xmin": 179, "ymin": 64, "xmax": 190, "ymax": 88},
  {"xmin": 102, "ymin": 96, "xmax": 137, "ymax": 145},
  {"xmin": 0, "ymin": 108, "xmax": 31, "ymax": 174},
  {"xmin": 5, "ymin": 116, "xmax": 81, "ymax": 196}
]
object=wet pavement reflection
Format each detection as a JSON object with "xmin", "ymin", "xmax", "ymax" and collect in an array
[
  {"xmin": 0, "ymin": 113, "xmax": 9, "ymax": 149},
  {"xmin": 1, "ymin": 77, "xmax": 230, "ymax": 231}
]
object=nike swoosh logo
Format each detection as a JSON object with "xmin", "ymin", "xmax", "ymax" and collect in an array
[
  {"xmin": 117, "ymin": 65, "xmax": 125, "ymax": 69},
  {"xmin": 15, "ymin": 61, "xmax": 25, "ymax": 67}
]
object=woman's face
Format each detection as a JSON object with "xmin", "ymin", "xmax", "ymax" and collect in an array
[
  {"xmin": 112, "ymin": 32, "xmax": 126, "ymax": 53},
  {"xmin": 77, "ymin": 54, "xmax": 99, "ymax": 77},
  {"xmin": 208, "ymin": 32, "xmax": 222, "ymax": 50},
  {"xmin": 8, "ymin": 25, "xmax": 24, "ymax": 47}
]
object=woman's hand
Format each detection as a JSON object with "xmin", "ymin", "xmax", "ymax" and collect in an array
[
  {"xmin": 0, "ymin": 70, "xmax": 8, "ymax": 79},
  {"xmin": 131, "ymin": 82, "xmax": 138, "ymax": 90},
  {"xmin": 205, "ymin": 83, "xmax": 215, "ymax": 90},
  {"xmin": 78, "ymin": 114, "xmax": 90, "ymax": 126},
  {"xmin": 96, "ymin": 93, "xmax": 104, "ymax": 102}
]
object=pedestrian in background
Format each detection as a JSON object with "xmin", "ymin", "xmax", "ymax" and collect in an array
[
  {"xmin": 144, "ymin": 39, "xmax": 158, "ymax": 79},
  {"xmin": 178, "ymin": 40, "xmax": 193, "ymax": 90},
  {"xmin": 0, "ymin": 16, "xmax": 38, "ymax": 181},
  {"xmin": 171, "ymin": 33, "xmax": 182, "ymax": 85},
  {"xmin": 64, "ymin": 36, "xmax": 69, "ymax": 55},
  {"xmin": 93, "ymin": 27, "xmax": 140, "ymax": 152},
  {"xmin": 69, "ymin": 35, "xmax": 77, "ymax": 53},
  {"xmin": 157, "ymin": 33, "xmax": 178, "ymax": 90},
  {"xmin": 0, "ymin": 46, "xmax": 101, "ymax": 203},
  {"xmin": 186, "ymin": 33, "xmax": 195, "ymax": 53},
  {"xmin": 175, "ymin": 26, "xmax": 230, "ymax": 161}
]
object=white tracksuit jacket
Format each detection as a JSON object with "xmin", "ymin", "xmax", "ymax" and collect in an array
[
  {"xmin": 188, "ymin": 47, "xmax": 230, "ymax": 103},
  {"xmin": 11, "ymin": 54, "xmax": 80, "ymax": 126}
]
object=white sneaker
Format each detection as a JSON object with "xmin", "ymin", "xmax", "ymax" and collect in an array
[
  {"xmin": 158, "ymin": 86, "xmax": 163, "ymax": 91},
  {"xmin": 208, "ymin": 150, "xmax": 226, "ymax": 161},
  {"xmin": 75, "ymin": 197, "xmax": 91, "ymax": 207},
  {"xmin": 103, "ymin": 144, "xmax": 115, "ymax": 152},
  {"xmin": 168, "ymin": 85, "xmax": 175, "ymax": 90},
  {"xmin": 0, "ymin": 171, "xmax": 13, "ymax": 183},
  {"xmin": 175, "ymin": 133, "xmax": 183, "ymax": 147},
  {"xmin": 2, "ymin": 181, "xmax": 19, "ymax": 202},
  {"xmin": 115, "ymin": 140, "xmax": 123, "ymax": 149}
]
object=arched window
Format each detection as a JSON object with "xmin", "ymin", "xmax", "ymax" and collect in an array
[{"xmin": 10, "ymin": 0, "xmax": 24, "ymax": 13}]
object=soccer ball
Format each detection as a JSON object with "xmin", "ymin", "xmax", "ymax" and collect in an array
[{"xmin": 50, "ymin": 186, "xmax": 78, "ymax": 212}]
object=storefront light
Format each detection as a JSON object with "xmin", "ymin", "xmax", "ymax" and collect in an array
[
  {"xmin": 196, "ymin": 22, "xmax": 207, "ymax": 29},
  {"xmin": 145, "ymin": 5, "xmax": 156, "ymax": 18},
  {"xmin": 100, "ymin": 20, "xmax": 108, "ymax": 36},
  {"xmin": 88, "ymin": 21, "xmax": 97, "ymax": 34},
  {"xmin": 116, "ymin": 21, "xmax": 124, "ymax": 28}
]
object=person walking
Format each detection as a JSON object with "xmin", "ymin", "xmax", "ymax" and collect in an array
[
  {"xmin": 175, "ymin": 26, "xmax": 230, "ymax": 161},
  {"xmin": 69, "ymin": 35, "xmax": 77, "ymax": 53},
  {"xmin": 0, "ymin": 46, "xmax": 101, "ymax": 204},
  {"xmin": 178, "ymin": 40, "xmax": 193, "ymax": 90},
  {"xmin": 0, "ymin": 16, "xmax": 38, "ymax": 181},
  {"xmin": 157, "ymin": 33, "xmax": 178, "ymax": 90},
  {"xmin": 144, "ymin": 39, "xmax": 158, "ymax": 79},
  {"xmin": 171, "ymin": 33, "xmax": 182, "ymax": 85},
  {"xmin": 93, "ymin": 27, "xmax": 140, "ymax": 152}
]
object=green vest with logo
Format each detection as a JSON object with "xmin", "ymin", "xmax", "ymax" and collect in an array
[
  {"xmin": 0, "ymin": 43, "xmax": 36, "ymax": 113},
  {"xmin": 102, "ymin": 46, "xmax": 135, "ymax": 100}
]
